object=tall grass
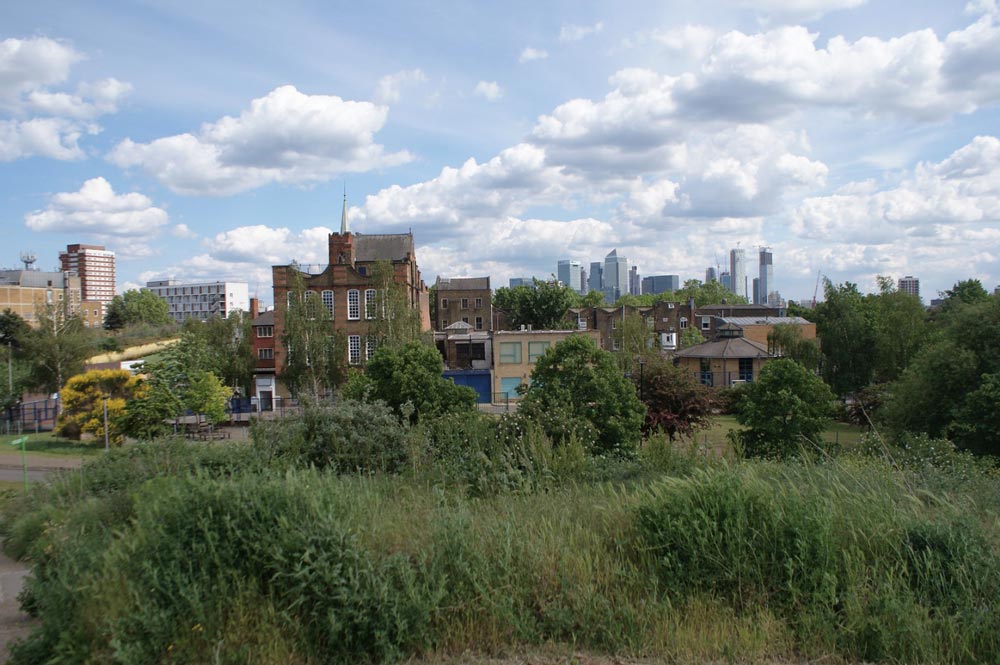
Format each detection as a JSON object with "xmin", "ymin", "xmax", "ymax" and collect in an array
[{"xmin": 3, "ymin": 407, "xmax": 999, "ymax": 663}]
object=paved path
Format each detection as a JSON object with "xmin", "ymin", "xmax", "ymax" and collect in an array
[{"xmin": 0, "ymin": 551, "xmax": 33, "ymax": 663}]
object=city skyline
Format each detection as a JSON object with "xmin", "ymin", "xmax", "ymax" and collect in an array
[{"xmin": 3, "ymin": 2, "xmax": 1000, "ymax": 305}]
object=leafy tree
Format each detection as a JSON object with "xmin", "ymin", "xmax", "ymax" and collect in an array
[
  {"xmin": 735, "ymin": 359, "xmax": 835, "ymax": 459},
  {"xmin": 104, "ymin": 289, "xmax": 171, "ymax": 329},
  {"xmin": 937, "ymin": 278, "xmax": 990, "ymax": 315},
  {"xmin": 118, "ymin": 378, "xmax": 181, "ymax": 440},
  {"xmin": 280, "ymin": 268, "xmax": 348, "ymax": 398},
  {"xmin": 813, "ymin": 280, "xmax": 876, "ymax": 396},
  {"xmin": 369, "ymin": 260, "xmax": 424, "ymax": 349},
  {"xmin": 576, "ymin": 290, "xmax": 606, "ymax": 308},
  {"xmin": 56, "ymin": 369, "xmax": 143, "ymax": 445},
  {"xmin": 181, "ymin": 311, "xmax": 254, "ymax": 396},
  {"xmin": 364, "ymin": 341, "xmax": 476, "ymax": 422},
  {"xmin": 870, "ymin": 277, "xmax": 928, "ymax": 383},
  {"xmin": 679, "ymin": 327, "xmax": 705, "ymax": 349},
  {"xmin": 520, "ymin": 335, "xmax": 644, "ymax": 455},
  {"xmin": 0, "ymin": 309, "xmax": 30, "ymax": 350},
  {"xmin": 883, "ymin": 293, "xmax": 1000, "ymax": 453},
  {"xmin": 676, "ymin": 279, "xmax": 748, "ymax": 307},
  {"xmin": 0, "ymin": 309, "xmax": 31, "ymax": 414},
  {"xmin": 767, "ymin": 323, "xmax": 821, "ymax": 371},
  {"xmin": 185, "ymin": 370, "xmax": 231, "ymax": 425},
  {"xmin": 493, "ymin": 280, "xmax": 577, "ymax": 330},
  {"xmin": 20, "ymin": 304, "xmax": 93, "ymax": 398},
  {"xmin": 635, "ymin": 357, "xmax": 712, "ymax": 440},
  {"xmin": 612, "ymin": 313, "xmax": 657, "ymax": 370}
]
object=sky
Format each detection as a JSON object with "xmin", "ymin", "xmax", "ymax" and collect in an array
[{"xmin": 2, "ymin": 0, "xmax": 1000, "ymax": 306}]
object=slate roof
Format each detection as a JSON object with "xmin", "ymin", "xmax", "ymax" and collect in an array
[
  {"xmin": 0, "ymin": 270, "xmax": 71, "ymax": 288},
  {"xmin": 354, "ymin": 234, "xmax": 414, "ymax": 262},
  {"xmin": 719, "ymin": 316, "xmax": 812, "ymax": 326},
  {"xmin": 251, "ymin": 310, "xmax": 275, "ymax": 326},
  {"xmin": 437, "ymin": 276, "xmax": 490, "ymax": 290},
  {"xmin": 674, "ymin": 336, "xmax": 772, "ymax": 359}
]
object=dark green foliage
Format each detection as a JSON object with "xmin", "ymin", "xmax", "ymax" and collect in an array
[
  {"xmin": 519, "ymin": 335, "xmax": 644, "ymax": 456},
  {"xmin": 883, "ymin": 293, "xmax": 1000, "ymax": 454},
  {"xmin": 735, "ymin": 359, "xmax": 835, "ymax": 458},
  {"xmin": 180, "ymin": 310, "xmax": 256, "ymax": 396},
  {"xmin": 814, "ymin": 280, "xmax": 876, "ymax": 396},
  {"xmin": 364, "ymin": 341, "xmax": 476, "ymax": 422},
  {"xmin": 0, "ymin": 308, "xmax": 30, "ymax": 349},
  {"xmin": 250, "ymin": 399, "xmax": 409, "ymax": 473},
  {"xmin": 492, "ymin": 280, "xmax": 577, "ymax": 330},
  {"xmin": 19, "ymin": 304, "xmax": 93, "ymax": 394},
  {"xmin": 103, "ymin": 288, "xmax": 171, "ymax": 330}
]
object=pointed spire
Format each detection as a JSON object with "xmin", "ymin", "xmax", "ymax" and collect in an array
[{"xmin": 340, "ymin": 187, "xmax": 349, "ymax": 234}]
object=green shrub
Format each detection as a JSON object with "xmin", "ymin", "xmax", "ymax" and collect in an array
[{"xmin": 250, "ymin": 399, "xmax": 408, "ymax": 474}]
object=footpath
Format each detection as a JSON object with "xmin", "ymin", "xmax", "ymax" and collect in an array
[{"xmin": 0, "ymin": 551, "xmax": 32, "ymax": 663}]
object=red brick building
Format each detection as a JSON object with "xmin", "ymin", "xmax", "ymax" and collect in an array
[{"xmin": 270, "ymin": 201, "xmax": 430, "ymax": 392}]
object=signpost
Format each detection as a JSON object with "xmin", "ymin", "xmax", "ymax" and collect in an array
[{"xmin": 8, "ymin": 435, "xmax": 28, "ymax": 492}]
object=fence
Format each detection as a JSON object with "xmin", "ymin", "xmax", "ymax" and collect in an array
[{"xmin": 2, "ymin": 398, "xmax": 59, "ymax": 434}]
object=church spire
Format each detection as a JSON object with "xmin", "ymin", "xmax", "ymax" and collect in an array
[{"xmin": 340, "ymin": 188, "xmax": 349, "ymax": 235}]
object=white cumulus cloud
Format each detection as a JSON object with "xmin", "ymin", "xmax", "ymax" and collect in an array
[
  {"xmin": 518, "ymin": 47, "xmax": 549, "ymax": 63},
  {"xmin": 24, "ymin": 177, "xmax": 169, "ymax": 238},
  {"xmin": 373, "ymin": 69, "xmax": 427, "ymax": 104},
  {"xmin": 108, "ymin": 85, "xmax": 411, "ymax": 196},
  {"xmin": 473, "ymin": 81, "xmax": 503, "ymax": 101},
  {"xmin": 559, "ymin": 22, "xmax": 604, "ymax": 42}
]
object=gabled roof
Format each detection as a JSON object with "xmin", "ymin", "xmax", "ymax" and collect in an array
[
  {"xmin": 437, "ymin": 276, "xmax": 490, "ymax": 290},
  {"xmin": 674, "ymin": 336, "xmax": 772, "ymax": 359},
  {"xmin": 354, "ymin": 233, "xmax": 414, "ymax": 262},
  {"xmin": 251, "ymin": 310, "xmax": 274, "ymax": 326},
  {"xmin": 445, "ymin": 320, "xmax": 474, "ymax": 330}
]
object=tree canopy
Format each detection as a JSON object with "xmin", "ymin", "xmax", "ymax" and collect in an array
[
  {"xmin": 362, "ymin": 341, "xmax": 476, "ymax": 422},
  {"xmin": 635, "ymin": 357, "xmax": 712, "ymax": 441},
  {"xmin": 735, "ymin": 358, "xmax": 835, "ymax": 459},
  {"xmin": 57, "ymin": 369, "xmax": 143, "ymax": 445},
  {"xmin": 493, "ymin": 280, "xmax": 578, "ymax": 330},
  {"xmin": 280, "ymin": 269, "xmax": 347, "ymax": 398},
  {"xmin": 20, "ymin": 304, "xmax": 93, "ymax": 396},
  {"xmin": 520, "ymin": 335, "xmax": 644, "ymax": 455},
  {"xmin": 104, "ymin": 289, "xmax": 171, "ymax": 329}
]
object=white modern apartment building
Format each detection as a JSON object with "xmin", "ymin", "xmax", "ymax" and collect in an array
[{"xmin": 146, "ymin": 279, "xmax": 250, "ymax": 323}]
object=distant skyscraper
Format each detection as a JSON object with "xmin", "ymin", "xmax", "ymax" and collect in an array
[
  {"xmin": 557, "ymin": 259, "xmax": 582, "ymax": 292},
  {"xmin": 758, "ymin": 247, "xmax": 773, "ymax": 306},
  {"xmin": 898, "ymin": 276, "xmax": 920, "ymax": 300},
  {"xmin": 642, "ymin": 275, "xmax": 680, "ymax": 295},
  {"xmin": 629, "ymin": 266, "xmax": 641, "ymax": 295},
  {"xmin": 588, "ymin": 261, "xmax": 603, "ymax": 293},
  {"xmin": 752, "ymin": 278, "xmax": 760, "ymax": 305},
  {"xmin": 579, "ymin": 267, "xmax": 587, "ymax": 295},
  {"xmin": 720, "ymin": 271, "xmax": 732, "ymax": 292},
  {"xmin": 705, "ymin": 267, "xmax": 717, "ymax": 283},
  {"xmin": 730, "ymin": 247, "xmax": 747, "ymax": 299},
  {"xmin": 509, "ymin": 277, "xmax": 535, "ymax": 288},
  {"xmin": 603, "ymin": 249, "xmax": 629, "ymax": 302},
  {"xmin": 59, "ymin": 243, "xmax": 116, "ymax": 306}
]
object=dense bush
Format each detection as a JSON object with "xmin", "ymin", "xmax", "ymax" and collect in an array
[{"xmin": 250, "ymin": 399, "xmax": 409, "ymax": 474}]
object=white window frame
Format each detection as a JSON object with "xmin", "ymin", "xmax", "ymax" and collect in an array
[
  {"xmin": 679, "ymin": 317, "xmax": 688, "ymax": 329},
  {"xmin": 365, "ymin": 289, "xmax": 376, "ymax": 319},
  {"xmin": 348, "ymin": 335, "xmax": 361, "ymax": 365},
  {"xmin": 322, "ymin": 290, "xmax": 335, "ymax": 318},
  {"xmin": 347, "ymin": 289, "xmax": 360, "ymax": 320},
  {"xmin": 365, "ymin": 335, "xmax": 376, "ymax": 361}
]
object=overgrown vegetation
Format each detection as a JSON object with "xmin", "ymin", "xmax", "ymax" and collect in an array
[{"xmin": 4, "ymin": 394, "xmax": 998, "ymax": 664}]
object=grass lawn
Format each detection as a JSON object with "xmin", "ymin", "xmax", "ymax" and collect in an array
[
  {"xmin": 690, "ymin": 414, "xmax": 865, "ymax": 456},
  {"xmin": 0, "ymin": 432, "xmax": 104, "ymax": 458}
]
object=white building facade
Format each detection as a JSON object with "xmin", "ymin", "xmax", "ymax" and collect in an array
[{"xmin": 146, "ymin": 279, "xmax": 250, "ymax": 323}]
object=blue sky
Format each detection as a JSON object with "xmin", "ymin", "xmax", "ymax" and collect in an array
[{"xmin": 3, "ymin": 0, "xmax": 999, "ymax": 305}]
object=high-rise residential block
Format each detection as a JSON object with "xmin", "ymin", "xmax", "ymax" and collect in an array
[
  {"xmin": 898, "ymin": 276, "xmax": 920, "ymax": 300},
  {"xmin": 557, "ymin": 259, "xmax": 582, "ymax": 292},
  {"xmin": 757, "ymin": 247, "xmax": 773, "ymax": 306},
  {"xmin": 59, "ymin": 243, "xmax": 116, "ymax": 306},
  {"xmin": 729, "ymin": 248, "xmax": 747, "ymax": 300},
  {"xmin": 146, "ymin": 279, "xmax": 250, "ymax": 323},
  {"xmin": 720, "ymin": 271, "xmax": 732, "ymax": 292},
  {"xmin": 705, "ymin": 267, "xmax": 717, "ymax": 283}
]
